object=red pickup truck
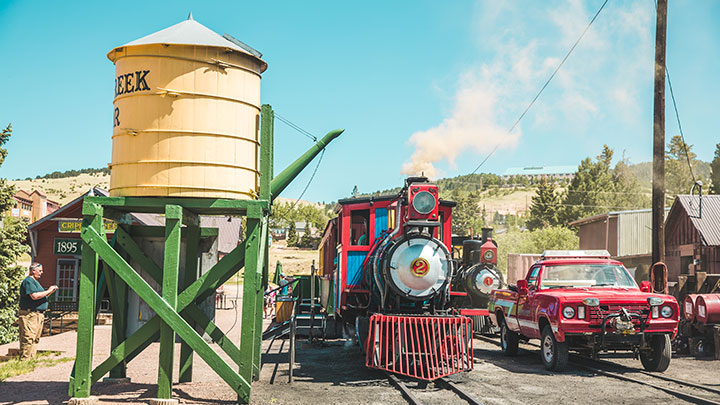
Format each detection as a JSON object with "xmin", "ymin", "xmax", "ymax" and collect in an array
[{"xmin": 489, "ymin": 250, "xmax": 679, "ymax": 371}]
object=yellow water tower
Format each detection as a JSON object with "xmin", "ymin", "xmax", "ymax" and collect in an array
[{"xmin": 107, "ymin": 14, "xmax": 268, "ymax": 199}]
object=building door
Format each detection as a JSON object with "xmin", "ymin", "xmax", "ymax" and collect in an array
[
  {"xmin": 680, "ymin": 255, "xmax": 692, "ymax": 275},
  {"xmin": 56, "ymin": 258, "xmax": 79, "ymax": 301}
]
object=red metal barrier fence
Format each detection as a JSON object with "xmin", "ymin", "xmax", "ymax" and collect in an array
[{"xmin": 365, "ymin": 314, "xmax": 473, "ymax": 380}]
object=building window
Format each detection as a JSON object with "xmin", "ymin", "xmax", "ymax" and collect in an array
[{"xmin": 56, "ymin": 258, "xmax": 79, "ymax": 301}]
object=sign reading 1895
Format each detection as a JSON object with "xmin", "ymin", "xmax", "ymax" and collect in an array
[{"xmin": 54, "ymin": 238, "xmax": 82, "ymax": 255}]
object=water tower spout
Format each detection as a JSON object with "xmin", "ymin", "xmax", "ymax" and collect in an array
[{"xmin": 270, "ymin": 128, "xmax": 344, "ymax": 201}]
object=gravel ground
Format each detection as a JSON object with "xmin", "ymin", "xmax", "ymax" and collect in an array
[{"xmin": 2, "ymin": 286, "xmax": 719, "ymax": 404}]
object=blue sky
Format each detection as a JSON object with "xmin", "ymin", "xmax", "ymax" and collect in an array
[{"xmin": 1, "ymin": 1, "xmax": 718, "ymax": 203}]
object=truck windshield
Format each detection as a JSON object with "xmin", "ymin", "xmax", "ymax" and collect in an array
[{"xmin": 539, "ymin": 264, "xmax": 636, "ymax": 289}]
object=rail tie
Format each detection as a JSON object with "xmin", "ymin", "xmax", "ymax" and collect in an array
[
  {"xmin": 436, "ymin": 378, "xmax": 484, "ymax": 405},
  {"xmin": 385, "ymin": 372, "xmax": 422, "ymax": 405},
  {"xmin": 385, "ymin": 372, "xmax": 483, "ymax": 405}
]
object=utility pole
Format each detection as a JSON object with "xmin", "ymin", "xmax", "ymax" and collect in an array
[{"xmin": 652, "ymin": 0, "xmax": 668, "ymax": 265}]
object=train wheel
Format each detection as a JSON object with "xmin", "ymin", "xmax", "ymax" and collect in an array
[
  {"xmin": 500, "ymin": 319, "xmax": 519, "ymax": 356},
  {"xmin": 640, "ymin": 334, "xmax": 671, "ymax": 372},
  {"xmin": 541, "ymin": 325, "xmax": 568, "ymax": 371}
]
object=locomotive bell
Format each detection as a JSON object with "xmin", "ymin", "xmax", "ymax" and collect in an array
[{"xmin": 385, "ymin": 235, "xmax": 451, "ymax": 300}]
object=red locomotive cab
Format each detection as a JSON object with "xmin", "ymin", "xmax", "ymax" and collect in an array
[
  {"xmin": 479, "ymin": 240, "xmax": 497, "ymax": 265},
  {"xmin": 407, "ymin": 183, "xmax": 439, "ymax": 221}
]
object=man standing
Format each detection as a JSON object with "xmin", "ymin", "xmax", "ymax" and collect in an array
[{"xmin": 18, "ymin": 263, "xmax": 57, "ymax": 360}]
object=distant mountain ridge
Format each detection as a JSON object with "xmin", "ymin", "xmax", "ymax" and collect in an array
[{"xmin": 9, "ymin": 160, "xmax": 710, "ymax": 208}]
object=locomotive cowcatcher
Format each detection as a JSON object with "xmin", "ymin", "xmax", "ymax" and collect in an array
[{"xmin": 317, "ymin": 177, "xmax": 475, "ymax": 380}]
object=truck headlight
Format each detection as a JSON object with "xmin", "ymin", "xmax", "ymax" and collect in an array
[
  {"xmin": 660, "ymin": 305, "xmax": 673, "ymax": 318},
  {"xmin": 562, "ymin": 306, "xmax": 575, "ymax": 319}
]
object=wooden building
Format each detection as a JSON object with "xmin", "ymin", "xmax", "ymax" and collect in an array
[
  {"xmin": 26, "ymin": 188, "xmax": 154, "ymax": 302},
  {"xmin": 27, "ymin": 188, "xmax": 242, "ymax": 303},
  {"xmin": 664, "ymin": 195, "xmax": 720, "ymax": 282},
  {"xmin": 11, "ymin": 189, "xmax": 60, "ymax": 222},
  {"xmin": 569, "ymin": 208, "xmax": 668, "ymax": 274}
]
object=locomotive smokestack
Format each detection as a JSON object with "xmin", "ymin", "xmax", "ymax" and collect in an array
[
  {"xmin": 463, "ymin": 239, "xmax": 483, "ymax": 266},
  {"xmin": 481, "ymin": 227, "xmax": 493, "ymax": 245}
]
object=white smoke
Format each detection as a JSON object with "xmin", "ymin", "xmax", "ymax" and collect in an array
[
  {"xmin": 401, "ymin": 71, "xmax": 521, "ymax": 178},
  {"xmin": 401, "ymin": 1, "xmax": 653, "ymax": 178}
]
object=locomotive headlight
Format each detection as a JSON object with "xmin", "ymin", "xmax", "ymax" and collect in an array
[
  {"xmin": 562, "ymin": 306, "xmax": 575, "ymax": 319},
  {"xmin": 660, "ymin": 305, "xmax": 673, "ymax": 318},
  {"xmin": 412, "ymin": 191, "xmax": 436, "ymax": 215}
]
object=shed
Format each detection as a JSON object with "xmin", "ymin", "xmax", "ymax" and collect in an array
[
  {"xmin": 569, "ymin": 208, "xmax": 671, "ymax": 272},
  {"xmin": 26, "ymin": 188, "xmax": 242, "ymax": 303},
  {"xmin": 664, "ymin": 195, "xmax": 720, "ymax": 282},
  {"xmin": 26, "ymin": 188, "xmax": 155, "ymax": 302}
]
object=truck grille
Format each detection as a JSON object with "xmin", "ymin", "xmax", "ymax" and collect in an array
[{"xmin": 587, "ymin": 304, "xmax": 649, "ymax": 325}]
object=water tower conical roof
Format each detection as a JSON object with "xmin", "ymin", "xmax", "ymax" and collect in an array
[{"xmin": 108, "ymin": 15, "xmax": 266, "ymax": 70}]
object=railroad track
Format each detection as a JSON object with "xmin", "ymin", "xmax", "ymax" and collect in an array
[
  {"xmin": 386, "ymin": 372, "xmax": 482, "ymax": 405},
  {"xmin": 476, "ymin": 334, "xmax": 720, "ymax": 405}
]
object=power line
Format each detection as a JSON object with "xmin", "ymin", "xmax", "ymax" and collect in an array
[
  {"xmin": 666, "ymin": 68, "xmax": 696, "ymax": 183},
  {"xmin": 274, "ymin": 113, "xmax": 318, "ymax": 142},
  {"xmin": 271, "ymin": 149, "xmax": 327, "ymax": 225},
  {"xmin": 470, "ymin": 0, "xmax": 610, "ymax": 175},
  {"xmin": 269, "ymin": 110, "xmax": 326, "ymax": 224}
]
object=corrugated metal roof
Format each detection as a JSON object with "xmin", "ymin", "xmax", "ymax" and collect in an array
[
  {"xmin": 676, "ymin": 195, "xmax": 720, "ymax": 246},
  {"xmin": 113, "ymin": 14, "xmax": 265, "ymax": 68},
  {"xmin": 502, "ymin": 165, "xmax": 577, "ymax": 176}
]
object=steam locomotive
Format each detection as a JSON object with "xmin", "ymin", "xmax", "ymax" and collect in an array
[{"xmin": 317, "ymin": 177, "xmax": 504, "ymax": 380}]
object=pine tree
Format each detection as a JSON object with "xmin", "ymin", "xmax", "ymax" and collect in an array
[
  {"xmin": 287, "ymin": 222, "xmax": 298, "ymax": 246},
  {"xmin": 559, "ymin": 145, "xmax": 615, "ymax": 224},
  {"xmin": 665, "ymin": 135, "xmax": 698, "ymax": 196},
  {"xmin": 527, "ymin": 178, "xmax": 560, "ymax": 230},
  {"xmin": 449, "ymin": 190, "xmax": 483, "ymax": 236},
  {"xmin": 0, "ymin": 124, "xmax": 29, "ymax": 344},
  {"xmin": 612, "ymin": 159, "xmax": 650, "ymax": 209},
  {"xmin": 710, "ymin": 143, "xmax": 720, "ymax": 195}
]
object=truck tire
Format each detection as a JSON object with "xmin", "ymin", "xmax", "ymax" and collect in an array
[
  {"xmin": 500, "ymin": 319, "xmax": 519, "ymax": 356},
  {"xmin": 541, "ymin": 325, "xmax": 568, "ymax": 371},
  {"xmin": 640, "ymin": 334, "xmax": 671, "ymax": 372}
]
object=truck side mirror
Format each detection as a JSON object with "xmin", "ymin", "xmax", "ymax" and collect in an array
[
  {"xmin": 517, "ymin": 279, "xmax": 529, "ymax": 296},
  {"xmin": 640, "ymin": 280, "xmax": 651, "ymax": 293}
]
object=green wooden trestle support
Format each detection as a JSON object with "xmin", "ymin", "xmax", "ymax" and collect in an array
[{"xmin": 67, "ymin": 104, "xmax": 343, "ymax": 404}]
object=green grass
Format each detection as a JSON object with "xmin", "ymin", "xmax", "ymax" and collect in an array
[{"xmin": 0, "ymin": 351, "xmax": 74, "ymax": 381}]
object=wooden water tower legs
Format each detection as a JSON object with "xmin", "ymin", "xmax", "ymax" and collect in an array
[{"xmin": 68, "ymin": 105, "xmax": 275, "ymax": 404}]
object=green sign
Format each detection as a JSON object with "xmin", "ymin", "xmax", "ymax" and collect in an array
[{"xmin": 54, "ymin": 238, "xmax": 82, "ymax": 255}]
